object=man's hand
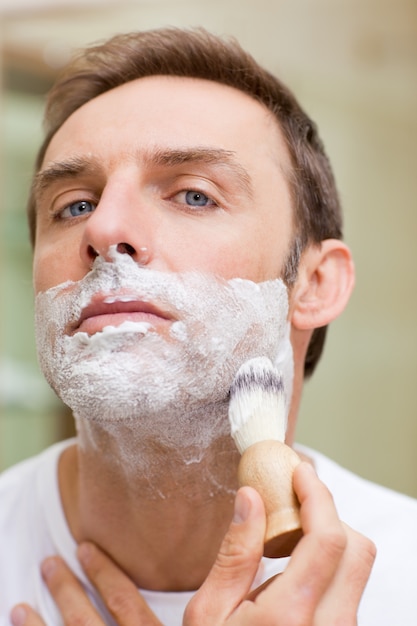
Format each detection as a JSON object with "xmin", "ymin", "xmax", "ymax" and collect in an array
[
  {"xmin": 10, "ymin": 545, "xmax": 163, "ymax": 626},
  {"xmin": 11, "ymin": 462, "xmax": 376, "ymax": 626},
  {"xmin": 185, "ymin": 462, "xmax": 376, "ymax": 625}
]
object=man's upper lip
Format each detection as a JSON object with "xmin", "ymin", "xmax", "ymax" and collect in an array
[{"xmin": 72, "ymin": 294, "xmax": 174, "ymax": 332}]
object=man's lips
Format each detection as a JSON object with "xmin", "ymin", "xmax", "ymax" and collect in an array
[{"xmin": 71, "ymin": 294, "xmax": 175, "ymax": 336}]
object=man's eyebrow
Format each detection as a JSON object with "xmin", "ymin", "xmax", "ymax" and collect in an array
[
  {"xmin": 143, "ymin": 147, "xmax": 254, "ymax": 198},
  {"xmin": 32, "ymin": 148, "xmax": 254, "ymax": 199},
  {"xmin": 32, "ymin": 156, "xmax": 102, "ymax": 199}
]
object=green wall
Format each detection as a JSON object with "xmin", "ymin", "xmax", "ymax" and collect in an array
[{"xmin": 0, "ymin": 92, "xmax": 61, "ymax": 467}]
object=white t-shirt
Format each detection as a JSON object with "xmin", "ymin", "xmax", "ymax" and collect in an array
[{"xmin": 0, "ymin": 439, "xmax": 416, "ymax": 625}]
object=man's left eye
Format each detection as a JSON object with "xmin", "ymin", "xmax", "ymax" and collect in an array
[
  {"xmin": 185, "ymin": 190, "xmax": 211, "ymax": 206},
  {"xmin": 174, "ymin": 190, "xmax": 216, "ymax": 208}
]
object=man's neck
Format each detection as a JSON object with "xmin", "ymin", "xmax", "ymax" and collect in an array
[{"xmin": 58, "ymin": 407, "xmax": 241, "ymax": 591}]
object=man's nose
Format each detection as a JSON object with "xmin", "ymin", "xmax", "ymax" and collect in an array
[
  {"xmin": 86, "ymin": 242, "xmax": 151, "ymax": 266},
  {"xmin": 79, "ymin": 187, "xmax": 153, "ymax": 268}
]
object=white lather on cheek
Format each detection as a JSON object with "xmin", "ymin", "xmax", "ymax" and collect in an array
[{"xmin": 34, "ymin": 249, "xmax": 293, "ymax": 435}]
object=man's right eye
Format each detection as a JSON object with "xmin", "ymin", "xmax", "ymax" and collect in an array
[{"xmin": 59, "ymin": 200, "xmax": 96, "ymax": 218}]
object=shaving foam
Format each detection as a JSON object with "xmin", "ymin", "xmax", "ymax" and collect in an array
[{"xmin": 35, "ymin": 250, "xmax": 293, "ymax": 457}]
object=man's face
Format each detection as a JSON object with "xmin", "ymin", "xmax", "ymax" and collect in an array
[
  {"xmin": 33, "ymin": 76, "xmax": 294, "ymax": 295},
  {"xmin": 32, "ymin": 76, "xmax": 296, "ymax": 437}
]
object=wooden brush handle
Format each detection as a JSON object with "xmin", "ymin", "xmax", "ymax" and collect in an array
[{"xmin": 237, "ymin": 440, "xmax": 302, "ymax": 558}]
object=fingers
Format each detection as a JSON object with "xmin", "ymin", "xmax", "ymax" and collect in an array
[
  {"xmin": 251, "ymin": 462, "xmax": 374, "ymax": 625},
  {"xmin": 289, "ymin": 461, "xmax": 348, "ymax": 573},
  {"xmin": 10, "ymin": 605, "xmax": 46, "ymax": 626},
  {"xmin": 245, "ymin": 573, "xmax": 281, "ymax": 601},
  {"xmin": 9, "ymin": 557, "xmax": 101, "ymax": 626},
  {"xmin": 292, "ymin": 465, "xmax": 376, "ymax": 624},
  {"xmin": 42, "ymin": 556, "xmax": 103, "ymax": 624},
  {"xmin": 11, "ymin": 548, "xmax": 163, "ymax": 626},
  {"xmin": 183, "ymin": 486, "xmax": 266, "ymax": 625},
  {"xmin": 314, "ymin": 523, "xmax": 376, "ymax": 624},
  {"xmin": 235, "ymin": 462, "xmax": 346, "ymax": 624},
  {"xmin": 77, "ymin": 543, "xmax": 163, "ymax": 625}
]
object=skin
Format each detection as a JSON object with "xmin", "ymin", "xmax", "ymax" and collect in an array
[
  {"xmin": 12, "ymin": 76, "xmax": 375, "ymax": 624},
  {"xmin": 11, "ymin": 468, "xmax": 376, "ymax": 626}
]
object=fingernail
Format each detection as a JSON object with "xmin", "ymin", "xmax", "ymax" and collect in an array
[
  {"xmin": 11, "ymin": 606, "xmax": 27, "ymax": 626},
  {"xmin": 41, "ymin": 557, "xmax": 57, "ymax": 582},
  {"xmin": 233, "ymin": 489, "xmax": 251, "ymax": 524},
  {"xmin": 77, "ymin": 542, "xmax": 92, "ymax": 566},
  {"xmin": 301, "ymin": 461, "xmax": 316, "ymax": 474}
]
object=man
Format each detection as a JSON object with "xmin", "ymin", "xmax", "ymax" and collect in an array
[{"xmin": 1, "ymin": 27, "xmax": 416, "ymax": 625}]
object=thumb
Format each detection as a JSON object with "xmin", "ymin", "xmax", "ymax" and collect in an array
[{"xmin": 183, "ymin": 487, "xmax": 266, "ymax": 625}]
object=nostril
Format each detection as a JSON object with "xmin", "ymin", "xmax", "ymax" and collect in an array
[
  {"xmin": 117, "ymin": 242, "xmax": 136, "ymax": 256},
  {"xmin": 87, "ymin": 245, "xmax": 98, "ymax": 260}
]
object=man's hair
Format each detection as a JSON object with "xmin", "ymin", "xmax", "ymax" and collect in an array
[{"xmin": 27, "ymin": 27, "xmax": 343, "ymax": 377}]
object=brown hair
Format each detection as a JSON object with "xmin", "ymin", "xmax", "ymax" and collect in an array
[{"xmin": 28, "ymin": 27, "xmax": 343, "ymax": 377}]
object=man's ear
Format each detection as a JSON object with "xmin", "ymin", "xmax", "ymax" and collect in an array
[{"xmin": 290, "ymin": 239, "xmax": 355, "ymax": 330}]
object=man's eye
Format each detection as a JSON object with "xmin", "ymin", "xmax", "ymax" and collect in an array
[
  {"xmin": 60, "ymin": 200, "xmax": 96, "ymax": 218},
  {"xmin": 173, "ymin": 190, "xmax": 216, "ymax": 208},
  {"xmin": 185, "ymin": 190, "xmax": 212, "ymax": 207}
]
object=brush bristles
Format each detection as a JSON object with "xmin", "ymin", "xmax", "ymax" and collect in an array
[{"xmin": 228, "ymin": 357, "xmax": 286, "ymax": 455}]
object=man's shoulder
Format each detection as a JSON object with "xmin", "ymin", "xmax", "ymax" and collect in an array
[
  {"xmin": 298, "ymin": 443, "xmax": 417, "ymax": 530},
  {"xmin": 0, "ymin": 450, "xmax": 44, "ymax": 515},
  {"xmin": 0, "ymin": 452, "xmax": 43, "ymax": 491},
  {"xmin": 0, "ymin": 439, "xmax": 75, "ymax": 615},
  {"xmin": 0, "ymin": 439, "xmax": 74, "ymax": 526},
  {"xmin": 0, "ymin": 439, "xmax": 70, "ymax": 487},
  {"xmin": 297, "ymin": 444, "xmax": 417, "ymax": 624}
]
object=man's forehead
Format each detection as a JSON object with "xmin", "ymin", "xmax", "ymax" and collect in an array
[
  {"xmin": 40, "ymin": 74, "xmax": 293, "ymax": 197},
  {"xmin": 50, "ymin": 75, "xmax": 287, "ymax": 146}
]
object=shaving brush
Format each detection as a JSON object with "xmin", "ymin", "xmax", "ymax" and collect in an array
[{"xmin": 228, "ymin": 357, "xmax": 302, "ymax": 558}]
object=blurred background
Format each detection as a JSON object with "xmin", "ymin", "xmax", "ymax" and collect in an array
[{"xmin": 0, "ymin": 0, "xmax": 416, "ymax": 497}]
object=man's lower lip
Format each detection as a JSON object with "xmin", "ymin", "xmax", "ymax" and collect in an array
[{"xmin": 75, "ymin": 312, "xmax": 169, "ymax": 335}]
